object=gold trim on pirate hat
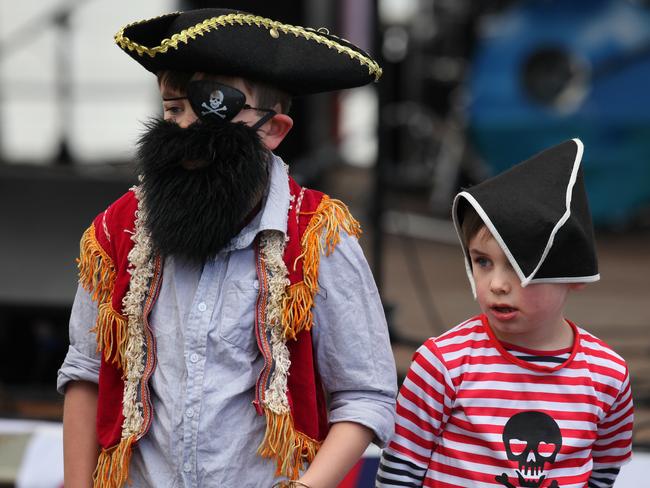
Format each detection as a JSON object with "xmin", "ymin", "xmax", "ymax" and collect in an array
[
  {"xmin": 452, "ymin": 138, "xmax": 599, "ymax": 296},
  {"xmin": 115, "ymin": 8, "xmax": 382, "ymax": 95}
]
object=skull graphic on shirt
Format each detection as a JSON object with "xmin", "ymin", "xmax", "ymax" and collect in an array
[{"xmin": 495, "ymin": 411, "xmax": 562, "ymax": 488}]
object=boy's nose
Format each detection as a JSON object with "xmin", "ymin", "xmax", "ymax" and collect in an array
[
  {"xmin": 489, "ymin": 271, "xmax": 511, "ymax": 295},
  {"xmin": 177, "ymin": 112, "xmax": 198, "ymax": 128}
]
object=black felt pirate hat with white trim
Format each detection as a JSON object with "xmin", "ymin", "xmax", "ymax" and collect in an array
[
  {"xmin": 115, "ymin": 8, "xmax": 381, "ymax": 95},
  {"xmin": 452, "ymin": 138, "xmax": 599, "ymax": 293}
]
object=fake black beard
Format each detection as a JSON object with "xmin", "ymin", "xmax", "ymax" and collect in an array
[{"xmin": 137, "ymin": 117, "xmax": 270, "ymax": 264}]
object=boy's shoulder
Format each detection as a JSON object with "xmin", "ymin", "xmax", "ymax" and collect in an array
[
  {"xmin": 416, "ymin": 315, "xmax": 490, "ymax": 361},
  {"xmin": 573, "ymin": 323, "xmax": 629, "ymax": 371},
  {"xmin": 91, "ymin": 189, "xmax": 138, "ymax": 231},
  {"xmin": 429, "ymin": 314, "xmax": 487, "ymax": 344},
  {"xmin": 92, "ymin": 189, "xmax": 137, "ymax": 225}
]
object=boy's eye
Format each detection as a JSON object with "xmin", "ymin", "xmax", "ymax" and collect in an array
[
  {"xmin": 473, "ymin": 256, "xmax": 491, "ymax": 268},
  {"xmin": 163, "ymin": 105, "xmax": 183, "ymax": 115}
]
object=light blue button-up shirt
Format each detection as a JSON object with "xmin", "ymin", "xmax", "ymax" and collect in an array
[{"xmin": 57, "ymin": 155, "xmax": 397, "ymax": 487}]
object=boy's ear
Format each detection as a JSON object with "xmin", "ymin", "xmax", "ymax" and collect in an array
[{"xmin": 259, "ymin": 114, "xmax": 293, "ymax": 150}]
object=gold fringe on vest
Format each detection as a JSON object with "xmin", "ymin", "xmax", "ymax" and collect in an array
[
  {"xmin": 77, "ymin": 224, "xmax": 127, "ymax": 368},
  {"xmin": 281, "ymin": 282, "xmax": 313, "ymax": 341},
  {"xmin": 282, "ymin": 196, "xmax": 361, "ymax": 340},
  {"xmin": 93, "ymin": 434, "xmax": 137, "ymax": 488},
  {"xmin": 96, "ymin": 302, "xmax": 128, "ymax": 370},
  {"xmin": 78, "ymin": 224, "xmax": 115, "ymax": 304},
  {"xmin": 257, "ymin": 408, "xmax": 321, "ymax": 480}
]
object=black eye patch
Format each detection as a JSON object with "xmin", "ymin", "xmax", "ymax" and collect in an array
[{"xmin": 185, "ymin": 80, "xmax": 246, "ymax": 122}]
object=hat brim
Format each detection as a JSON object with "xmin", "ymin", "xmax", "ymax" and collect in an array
[{"xmin": 115, "ymin": 9, "xmax": 382, "ymax": 96}]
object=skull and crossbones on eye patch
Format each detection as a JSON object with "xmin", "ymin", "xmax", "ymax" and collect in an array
[
  {"xmin": 201, "ymin": 89, "xmax": 228, "ymax": 117},
  {"xmin": 183, "ymin": 80, "xmax": 272, "ymax": 126}
]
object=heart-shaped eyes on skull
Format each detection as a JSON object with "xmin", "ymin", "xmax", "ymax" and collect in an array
[{"xmin": 507, "ymin": 439, "xmax": 558, "ymax": 458}]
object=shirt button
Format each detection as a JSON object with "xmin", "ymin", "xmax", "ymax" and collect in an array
[
  {"xmin": 190, "ymin": 353, "xmax": 199, "ymax": 363},
  {"xmin": 183, "ymin": 462, "xmax": 191, "ymax": 472},
  {"xmin": 197, "ymin": 302, "xmax": 207, "ymax": 312},
  {"xmin": 186, "ymin": 407, "xmax": 194, "ymax": 418}
]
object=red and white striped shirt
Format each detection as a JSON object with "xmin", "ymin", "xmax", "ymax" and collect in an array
[{"xmin": 377, "ymin": 315, "xmax": 634, "ymax": 488}]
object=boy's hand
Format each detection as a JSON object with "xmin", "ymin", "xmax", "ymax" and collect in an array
[{"xmin": 297, "ymin": 422, "xmax": 373, "ymax": 488}]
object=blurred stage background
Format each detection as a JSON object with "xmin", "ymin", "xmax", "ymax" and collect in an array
[{"xmin": 0, "ymin": 0, "xmax": 649, "ymax": 486}]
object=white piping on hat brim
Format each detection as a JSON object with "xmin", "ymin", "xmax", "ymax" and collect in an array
[
  {"xmin": 451, "ymin": 202, "xmax": 478, "ymax": 298},
  {"xmin": 522, "ymin": 138, "xmax": 584, "ymax": 286},
  {"xmin": 525, "ymin": 274, "xmax": 600, "ymax": 284},
  {"xmin": 452, "ymin": 138, "xmax": 599, "ymax": 295},
  {"xmin": 452, "ymin": 191, "xmax": 526, "ymax": 298}
]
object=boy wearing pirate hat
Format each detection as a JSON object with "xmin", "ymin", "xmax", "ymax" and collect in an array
[
  {"xmin": 377, "ymin": 139, "xmax": 634, "ymax": 487},
  {"xmin": 58, "ymin": 8, "xmax": 397, "ymax": 488}
]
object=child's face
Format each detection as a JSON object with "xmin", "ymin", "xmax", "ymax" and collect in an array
[
  {"xmin": 468, "ymin": 227, "xmax": 580, "ymax": 348},
  {"xmin": 160, "ymin": 75, "xmax": 259, "ymax": 129}
]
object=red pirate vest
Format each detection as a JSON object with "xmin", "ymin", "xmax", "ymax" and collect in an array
[{"xmin": 77, "ymin": 175, "xmax": 361, "ymax": 487}]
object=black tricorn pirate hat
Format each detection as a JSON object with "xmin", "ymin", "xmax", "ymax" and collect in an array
[
  {"xmin": 452, "ymin": 138, "xmax": 599, "ymax": 294},
  {"xmin": 114, "ymin": 8, "xmax": 382, "ymax": 95}
]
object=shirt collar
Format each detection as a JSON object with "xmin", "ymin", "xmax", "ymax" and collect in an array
[{"xmin": 223, "ymin": 153, "xmax": 290, "ymax": 252}]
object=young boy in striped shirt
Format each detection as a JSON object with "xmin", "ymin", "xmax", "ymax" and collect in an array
[{"xmin": 377, "ymin": 139, "xmax": 634, "ymax": 488}]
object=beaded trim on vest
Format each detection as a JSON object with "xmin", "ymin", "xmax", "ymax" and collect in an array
[
  {"xmin": 256, "ymin": 194, "xmax": 361, "ymax": 480},
  {"xmin": 79, "ymin": 185, "xmax": 156, "ymax": 486},
  {"xmin": 77, "ymin": 182, "xmax": 361, "ymax": 486}
]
